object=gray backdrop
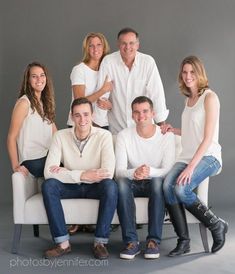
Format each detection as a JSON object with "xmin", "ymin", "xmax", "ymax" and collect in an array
[{"xmin": 1, "ymin": 0, "xmax": 234, "ymax": 207}]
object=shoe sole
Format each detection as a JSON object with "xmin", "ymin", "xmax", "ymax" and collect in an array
[
  {"xmin": 168, "ymin": 248, "xmax": 190, "ymax": 257},
  {"xmin": 120, "ymin": 250, "xmax": 141, "ymax": 260},
  {"xmin": 144, "ymin": 253, "xmax": 160, "ymax": 259}
]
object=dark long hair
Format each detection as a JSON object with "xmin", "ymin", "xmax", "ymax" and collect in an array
[{"xmin": 19, "ymin": 62, "xmax": 55, "ymax": 123}]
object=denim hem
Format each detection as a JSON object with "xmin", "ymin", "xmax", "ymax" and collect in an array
[
  {"xmin": 126, "ymin": 240, "xmax": 139, "ymax": 245},
  {"xmin": 94, "ymin": 237, "xmax": 109, "ymax": 244},
  {"xmin": 54, "ymin": 234, "xmax": 70, "ymax": 244},
  {"xmin": 146, "ymin": 237, "xmax": 161, "ymax": 245}
]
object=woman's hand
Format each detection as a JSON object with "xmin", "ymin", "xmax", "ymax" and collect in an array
[
  {"xmin": 177, "ymin": 165, "xmax": 195, "ymax": 185},
  {"xmin": 14, "ymin": 165, "xmax": 29, "ymax": 177},
  {"xmin": 97, "ymin": 98, "xmax": 112, "ymax": 110}
]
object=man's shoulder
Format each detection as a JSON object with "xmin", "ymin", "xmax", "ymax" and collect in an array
[
  {"xmin": 137, "ymin": 51, "xmax": 155, "ymax": 63},
  {"xmin": 160, "ymin": 131, "xmax": 175, "ymax": 144},
  {"xmin": 92, "ymin": 126, "xmax": 113, "ymax": 139},
  {"xmin": 102, "ymin": 51, "xmax": 120, "ymax": 63},
  {"xmin": 117, "ymin": 127, "xmax": 135, "ymax": 138},
  {"xmin": 54, "ymin": 128, "xmax": 71, "ymax": 138}
]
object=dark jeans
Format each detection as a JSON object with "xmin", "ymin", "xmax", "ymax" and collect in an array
[
  {"xmin": 117, "ymin": 177, "xmax": 165, "ymax": 245},
  {"xmin": 21, "ymin": 156, "xmax": 47, "ymax": 177},
  {"xmin": 42, "ymin": 178, "xmax": 118, "ymax": 244}
]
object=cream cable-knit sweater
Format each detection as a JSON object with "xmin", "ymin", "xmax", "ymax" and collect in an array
[{"xmin": 44, "ymin": 126, "xmax": 115, "ymax": 184}]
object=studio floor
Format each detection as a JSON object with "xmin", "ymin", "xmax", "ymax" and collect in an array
[{"xmin": 0, "ymin": 204, "xmax": 234, "ymax": 274}]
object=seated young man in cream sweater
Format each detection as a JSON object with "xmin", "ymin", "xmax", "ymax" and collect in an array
[
  {"xmin": 42, "ymin": 98, "xmax": 117, "ymax": 260},
  {"xmin": 115, "ymin": 96, "xmax": 175, "ymax": 260}
]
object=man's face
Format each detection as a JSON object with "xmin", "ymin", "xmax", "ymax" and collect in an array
[
  {"xmin": 118, "ymin": 32, "xmax": 139, "ymax": 61},
  {"xmin": 132, "ymin": 102, "xmax": 155, "ymax": 127},
  {"xmin": 72, "ymin": 103, "xmax": 93, "ymax": 134}
]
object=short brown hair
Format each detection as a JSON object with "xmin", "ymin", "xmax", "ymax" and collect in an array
[
  {"xmin": 117, "ymin": 27, "xmax": 139, "ymax": 40},
  {"xmin": 71, "ymin": 97, "xmax": 93, "ymax": 114},
  {"xmin": 131, "ymin": 96, "xmax": 153, "ymax": 110}
]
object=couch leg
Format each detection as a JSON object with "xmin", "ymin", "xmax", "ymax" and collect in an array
[
  {"xmin": 11, "ymin": 224, "xmax": 22, "ymax": 254},
  {"xmin": 33, "ymin": 225, "xmax": 39, "ymax": 237},
  {"xmin": 199, "ymin": 223, "xmax": 209, "ymax": 252}
]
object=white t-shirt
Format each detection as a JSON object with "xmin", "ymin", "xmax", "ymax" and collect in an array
[
  {"xmin": 93, "ymin": 51, "xmax": 169, "ymax": 134},
  {"xmin": 17, "ymin": 95, "xmax": 53, "ymax": 163},
  {"xmin": 178, "ymin": 89, "xmax": 222, "ymax": 167},
  {"xmin": 115, "ymin": 126, "xmax": 175, "ymax": 179},
  {"xmin": 67, "ymin": 62, "xmax": 108, "ymax": 126}
]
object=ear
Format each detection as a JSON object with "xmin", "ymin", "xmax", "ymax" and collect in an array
[
  {"xmin": 132, "ymin": 112, "xmax": 135, "ymax": 120},
  {"xmin": 91, "ymin": 112, "xmax": 95, "ymax": 121},
  {"xmin": 152, "ymin": 110, "xmax": 156, "ymax": 118},
  {"xmin": 71, "ymin": 113, "xmax": 75, "ymax": 122},
  {"xmin": 136, "ymin": 40, "xmax": 140, "ymax": 50}
]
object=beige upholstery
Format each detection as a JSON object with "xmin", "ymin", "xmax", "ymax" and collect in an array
[{"xmin": 11, "ymin": 135, "xmax": 209, "ymax": 253}]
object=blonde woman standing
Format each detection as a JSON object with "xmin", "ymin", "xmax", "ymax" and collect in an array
[{"xmin": 67, "ymin": 32, "xmax": 112, "ymax": 129}]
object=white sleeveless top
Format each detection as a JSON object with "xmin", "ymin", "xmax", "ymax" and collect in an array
[
  {"xmin": 17, "ymin": 95, "xmax": 53, "ymax": 163},
  {"xmin": 178, "ymin": 89, "xmax": 222, "ymax": 167}
]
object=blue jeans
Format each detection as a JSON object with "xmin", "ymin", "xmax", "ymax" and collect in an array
[
  {"xmin": 21, "ymin": 156, "xmax": 47, "ymax": 177},
  {"xmin": 117, "ymin": 177, "xmax": 165, "ymax": 245},
  {"xmin": 163, "ymin": 156, "xmax": 221, "ymax": 206},
  {"xmin": 42, "ymin": 178, "xmax": 118, "ymax": 244}
]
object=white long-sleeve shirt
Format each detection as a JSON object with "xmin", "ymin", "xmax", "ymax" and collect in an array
[
  {"xmin": 44, "ymin": 126, "xmax": 115, "ymax": 184},
  {"xmin": 115, "ymin": 126, "xmax": 175, "ymax": 179},
  {"xmin": 93, "ymin": 51, "xmax": 169, "ymax": 134}
]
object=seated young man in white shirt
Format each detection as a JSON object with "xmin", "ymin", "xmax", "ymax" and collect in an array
[
  {"xmin": 42, "ymin": 98, "xmax": 117, "ymax": 260},
  {"xmin": 115, "ymin": 96, "xmax": 175, "ymax": 260}
]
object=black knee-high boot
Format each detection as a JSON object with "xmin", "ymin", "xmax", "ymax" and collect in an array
[
  {"xmin": 186, "ymin": 198, "xmax": 228, "ymax": 253},
  {"xmin": 166, "ymin": 203, "xmax": 190, "ymax": 257}
]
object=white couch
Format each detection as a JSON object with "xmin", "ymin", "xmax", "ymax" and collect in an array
[{"xmin": 11, "ymin": 136, "xmax": 209, "ymax": 254}]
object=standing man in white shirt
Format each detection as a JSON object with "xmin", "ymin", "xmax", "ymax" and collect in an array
[
  {"xmin": 115, "ymin": 96, "xmax": 175, "ymax": 260},
  {"xmin": 93, "ymin": 27, "xmax": 169, "ymax": 134},
  {"xmin": 42, "ymin": 98, "xmax": 117, "ymax": 260}
]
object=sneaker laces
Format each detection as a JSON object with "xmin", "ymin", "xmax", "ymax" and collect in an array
[{"xmin": 126, "ymin": 242, "xmax": 136, "ymax": 250}]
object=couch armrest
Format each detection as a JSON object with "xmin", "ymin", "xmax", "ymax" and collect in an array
[{"xmin": 12, "ymin": 172, "xmax": 38, "ymax": 223}]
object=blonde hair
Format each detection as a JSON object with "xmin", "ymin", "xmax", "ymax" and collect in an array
[
  {"xmin": 19, "ymin": 62, "xmax": 55, "ymax": 123},
  {"xmin": 178, "ymin": 56, "xmax": 209, "ymax": 97},
  {"xmin": 81, "ymin": 32, "xmax": 110, "ymax": 66}
]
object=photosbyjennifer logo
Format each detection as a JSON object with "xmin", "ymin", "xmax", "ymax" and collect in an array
[{"xmin": 9, "ymin": 256, "xmax": 109, "ymax": 268}]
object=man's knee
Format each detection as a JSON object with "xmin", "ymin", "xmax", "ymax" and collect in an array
[
  {"xmin": 150, "ymin": 177, "xmax": 163, "ymax": 194},
  {"xmin": 101, "ymin": 179, "xmax": 118, "ymax": 197},
  {"xmin": 42, "ymin": 178, "xmax": 59, "ymax": 196},
  {"xmin": 117, "ymin": 178, "xmax": 132, "ymax": 196}
]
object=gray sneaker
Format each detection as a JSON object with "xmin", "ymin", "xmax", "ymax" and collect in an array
[
  {"xmin": 120, "ymin": 242, "xmax": 141, "ymax": 260},
  {"xmin": 144, "ymin": 240, "xmax": 160, "ymax": 259}
]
